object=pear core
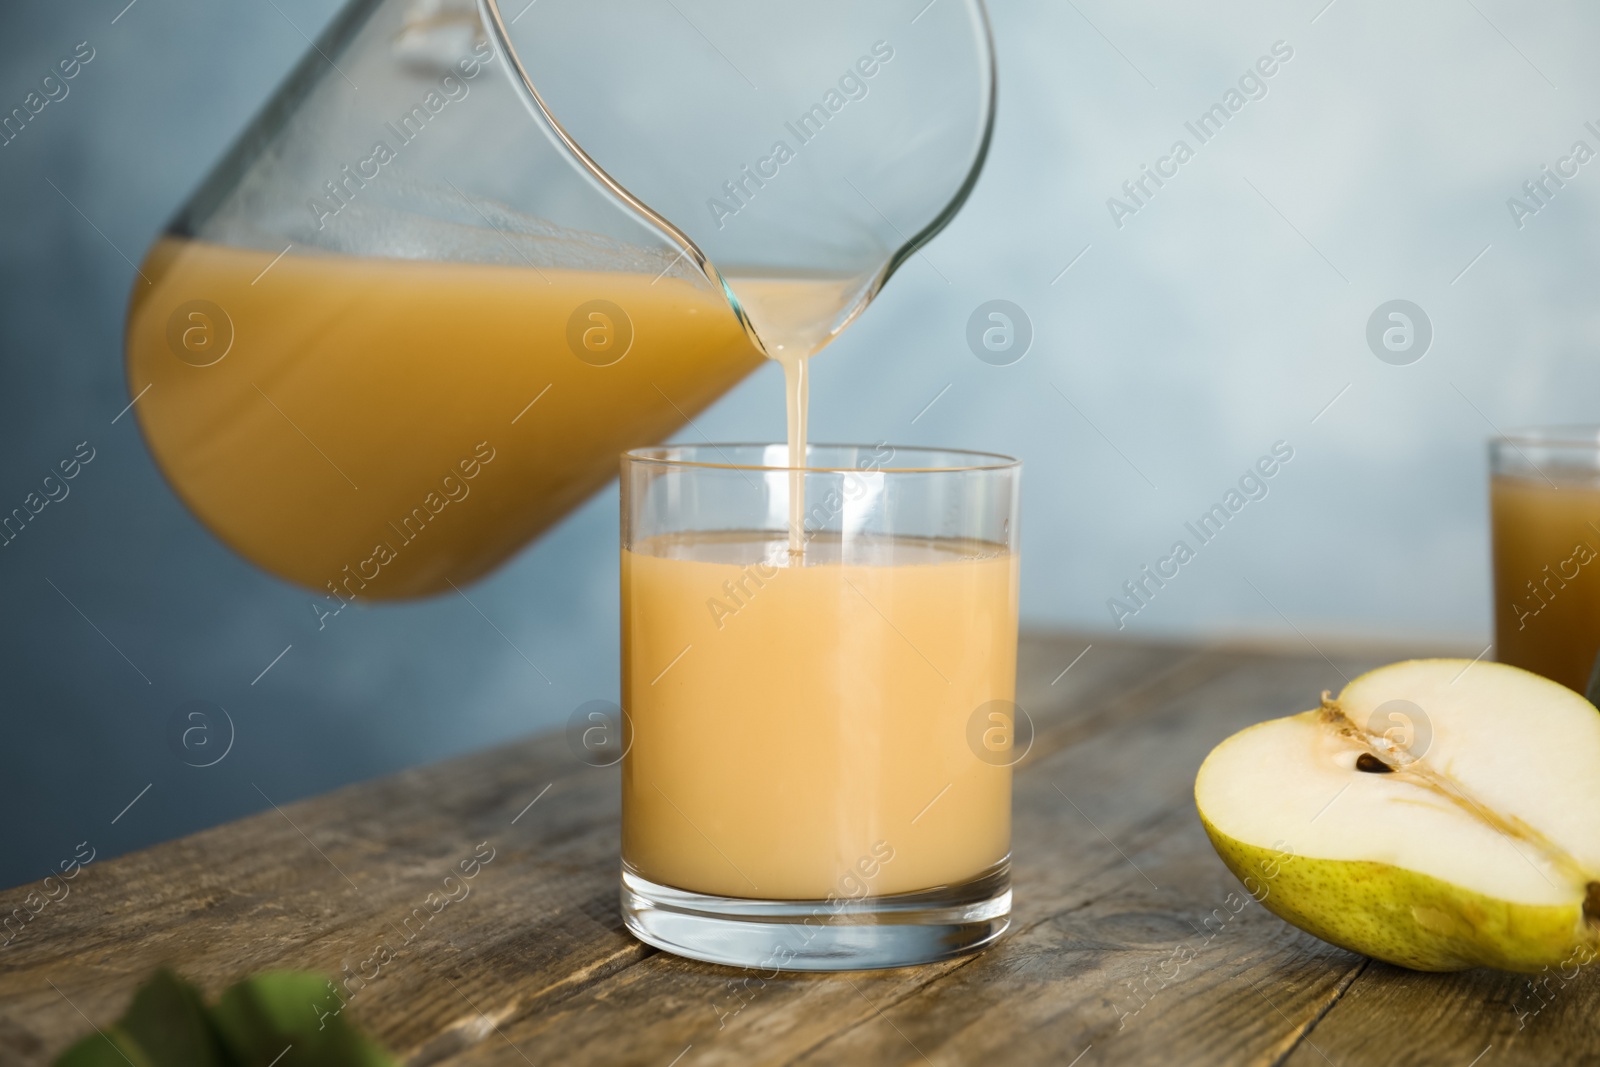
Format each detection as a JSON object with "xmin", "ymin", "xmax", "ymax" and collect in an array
[{"xmin": 1195, "ymin": 658, "xmax": 1600, "ymax": 973}]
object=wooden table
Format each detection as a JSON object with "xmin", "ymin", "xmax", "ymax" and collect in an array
[{"xmin": 3, "ymin": 634, "xmax": 1592, "ymax": 1065}]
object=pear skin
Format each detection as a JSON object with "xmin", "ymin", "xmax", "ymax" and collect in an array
[{"xmin": 1200, "ymin": 814, "xmax": 1596, "ymax": 973}]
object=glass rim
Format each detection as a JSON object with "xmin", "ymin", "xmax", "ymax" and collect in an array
[
  {"xmin": 623, "ymin": 442, "xmax": 1021, "ymax": 474},
  {"xmin": 1492, "ymin": 425, "xmax": 1600, "ymax": 449}
]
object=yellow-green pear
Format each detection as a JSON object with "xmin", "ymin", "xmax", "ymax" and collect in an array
[{"xmin": 1195, "ymin": 658, "xmax": 1600, "ymax": 973}]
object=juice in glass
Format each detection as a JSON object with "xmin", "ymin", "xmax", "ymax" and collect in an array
[
  {"xmin": 1491, "ymin": 434, "xmax": 1600, "ymax": 694},
  {"xmin": 622, "ymin": 531, "xmax": 1017, "ymax": 900}
]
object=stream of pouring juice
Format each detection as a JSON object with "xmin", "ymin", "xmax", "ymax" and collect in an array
[
  {"xmin": 722, "ymin": 272, "xmax": 864, "ymax": 557},
  {"xmin": 1491, "ymin": 472, "xmax": 1600, "ymax": 692},
  {"xmin": 126, "ymin": 237, "xmax": 769, "ymax": 598},
  {"xmin": 622, "ymin": 532, "xmax": 1018, "ymax": 899}
]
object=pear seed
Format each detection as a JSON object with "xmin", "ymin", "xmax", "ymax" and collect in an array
[
  {"xmin": 1355, "ymin": 753, "xmax": 1393, "ymax": 774},
  {"xmin": 1585, "ymin": 882, "xmax": 1600, "ymax": 925}
]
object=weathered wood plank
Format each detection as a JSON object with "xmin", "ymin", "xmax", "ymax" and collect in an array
[
  {"xmin": 1280, "ymin": 956, "xmax": 1600, "ymax": 1067},
  {"xmin": 7, "ymin": 634, "xmax": 1582, "ymax": 1067},
  {"xmin": 0, "ymin": 730, "xmax": 639, "ymax": 1060},
  {"xmin": 0, "ymin": 634, "xmax": 1187, "ymax": 1063}
]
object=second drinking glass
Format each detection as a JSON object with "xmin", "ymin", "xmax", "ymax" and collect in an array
[{"xmin": 1490, "ymin": 427, "xmax": 1600, "ymax": 695}]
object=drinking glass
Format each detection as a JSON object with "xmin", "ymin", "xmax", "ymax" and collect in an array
[
  {"xmin": 1490, "ymin": 427, "xmax": 1600, "ymax": 695},
  {"xmin": 619, "ymin": 444, "xmax": 1021, "ymax": 970}
]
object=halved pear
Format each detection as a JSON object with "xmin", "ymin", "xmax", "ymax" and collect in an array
[{"xmin": 1195, "ymin": 658, "xmax": 1600, "ymax": 972}]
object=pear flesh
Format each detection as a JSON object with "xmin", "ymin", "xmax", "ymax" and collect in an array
[{"xmin": 1195, "ymin": 658, "xmax": 1600, "ymax": 973}]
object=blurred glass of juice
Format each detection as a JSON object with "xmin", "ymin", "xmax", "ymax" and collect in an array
[{"xmin": 1490, "ymin": 428, "xmax": 1600, "ymax": 694}]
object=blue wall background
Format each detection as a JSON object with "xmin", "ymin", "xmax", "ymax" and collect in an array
[{"xmin": 3, "ymin": 0, "xmax": 1598, "ymax": 889}]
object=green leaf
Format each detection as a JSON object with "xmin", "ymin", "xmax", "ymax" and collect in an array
[
  {"xmin": 54, "ymin": 970, "xmax": 223, "ymax": 1067},
  {"xmin": 210, "ymin": 972, "xmax": 397, "ymax": 1067},
  {"xmin": 53, "ymin": 970, "xmax": 398, "ymax": 1067},
  {"xmin": 54, "ymin": 1025, "xmax": 152, "ymax": 1067},
  {"xmin": 118, "ymin": 970, "xmax": 229, "ymax": 1066}
]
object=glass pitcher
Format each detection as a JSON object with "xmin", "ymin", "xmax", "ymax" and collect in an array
[{"xmin": 124, "ymin": 0, "xmax": 995, "ymax": 600}]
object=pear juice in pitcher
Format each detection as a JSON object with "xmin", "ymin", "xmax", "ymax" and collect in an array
[{"xmin": 126, "ymin": 236, "xmax": 777, "ymax": 599}]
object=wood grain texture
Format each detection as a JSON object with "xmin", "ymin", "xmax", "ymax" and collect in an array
[{"xmin": 2, "ymin": 633, "xmax": 1589, "ymax": 1066}]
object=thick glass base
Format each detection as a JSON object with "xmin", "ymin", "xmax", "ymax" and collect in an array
[{"xmin": 621, "ymin": 858, "xmax": 1011, "ymax": 971}]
